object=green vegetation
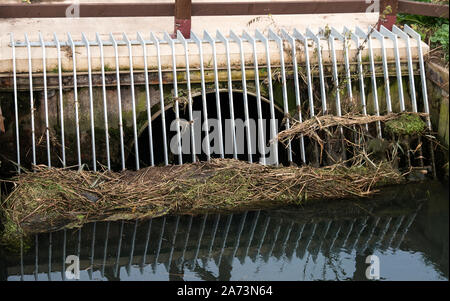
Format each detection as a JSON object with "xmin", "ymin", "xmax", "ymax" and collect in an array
[
  {"xmin": 0, "ymin": 158, "xmax": 404, "ymax": 249},
  {"xmin": 384, "ymin": 113, "xmax": 427, "ymax": 136},
  {"xmin": 397, "ymin": 0, "xmax": 449, "ymax": 64}
]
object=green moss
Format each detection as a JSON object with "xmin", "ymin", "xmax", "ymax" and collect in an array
[
  {"xmin": 384, "ymin": 114, "xmax": 427, "ymax": 136},
  {"xmin": 0, "ymin": 214, "xmax": 31, "ymax": 254},
  {"xmin": 103, "ymin": 64, "xmax": 115, "ymax": 72}
]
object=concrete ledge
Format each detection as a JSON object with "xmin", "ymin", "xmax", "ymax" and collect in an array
[{"xmin": 0, "ymin": 12, "xmax": 429, "ymax": 74}]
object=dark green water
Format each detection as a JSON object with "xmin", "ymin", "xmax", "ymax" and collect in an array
[{"xmin": 0, "ymin": 180, "xmax": 448, "ymax": 281}]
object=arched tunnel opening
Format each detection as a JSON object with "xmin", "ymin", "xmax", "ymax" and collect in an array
[{"xmin": 127, "ymin": 91, "xmax": 313, "ymax": 169}]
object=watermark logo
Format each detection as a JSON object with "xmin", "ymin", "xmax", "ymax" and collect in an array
[
  {"xmin": 65, "ymin": 255, "xmax": 80, "ymax": 280},
  {"xmin": 65, "ymin": 1, "xmax": 80, "ymax": 18},
  {"xmin": 365, "ymin": 0, "xmax": 380, "ymax": 13},
  {"xmin": 169, "ymin": 111, "xmax": 278, "ymax": 164},
  {"xmin": 365, "ymin": 255, "xmax": 380, "ymax": 280}
]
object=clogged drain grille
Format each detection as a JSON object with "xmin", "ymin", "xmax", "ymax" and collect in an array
[{"xmin": 5, "ymin": 25, "xmax": 433, "ymax": 173}]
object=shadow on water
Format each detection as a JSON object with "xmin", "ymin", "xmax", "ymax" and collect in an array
[{"xmin": 0, "ymin": 181, "xmax": 448, "ymax": 281}]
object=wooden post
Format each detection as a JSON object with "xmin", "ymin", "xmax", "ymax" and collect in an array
[
  {"xmin": 174, "ymin": 0, "xmax": 191, "ymax": 38},
  {"xmin": 378, "ymin": 0, "xmax": 398, "ymax": 30}
]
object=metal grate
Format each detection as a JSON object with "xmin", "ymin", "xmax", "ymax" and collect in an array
[
  {"xmin": 10, "ymin": 208, "xmax": 420, "ymax": 281},
  {"xmin": 7, "ymin": 25, "xmax": 432, "ymax": 173}
]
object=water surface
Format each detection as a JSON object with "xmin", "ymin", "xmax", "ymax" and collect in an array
[{"xmin": 1, "ymin": 181, "xmax": 448, "ymax": 281}]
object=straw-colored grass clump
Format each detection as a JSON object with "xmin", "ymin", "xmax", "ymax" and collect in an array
[{"xmin": 1, "ymin": 158, "xmax": 404, "ymax": 246}]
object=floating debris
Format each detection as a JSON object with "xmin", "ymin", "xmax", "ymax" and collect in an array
[{"xmin": 0, "ymin": 158, "xmax": 404, "ymax": 248}]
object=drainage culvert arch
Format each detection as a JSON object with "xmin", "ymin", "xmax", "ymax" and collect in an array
[{"xmin": 127, "ymin": 89, "xmax": 311, "ymax": 168}]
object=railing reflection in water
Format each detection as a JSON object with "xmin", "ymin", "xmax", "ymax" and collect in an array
[{"xmin": 5, "ymin": 205, "xmax": 421, "ymax": 281}]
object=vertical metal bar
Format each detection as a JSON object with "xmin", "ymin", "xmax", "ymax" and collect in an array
[
  {"xmin": 24, "ymin": 34, "xmax": 36, "ymax": 168},
  {"xmin": 217, "ymin": 214, "xmax": 233, "ymax": 267},
  {"xmin": 127, "ymin": 220, "xmax": 138, "ymax": 276},
  {"xmin": 268, "ymin": 220, "xmax": 282, "ymax": 257},
  {"xmin": 193, "ymin": 214, "xmax": 208, "ymax": 265},
  {"xmin": 204, "ymin": 31, "xmax": 225, "ymax": 159},
  {"xmin": 342, "ymin": 218, "xmax": 356, "ymax": 248},
  {"xmin": 168, "ymin": 216, "xmax": 180, "ymax": 269},
  {"xmin": 350, "ymin": 216, "xmax": 370, "ymax": 250},
  {"xmin": 316, "ymin": 220, "xmax": 332, "ymax": 255},
  {"xmin": 89, "ymin": 222, "xmax": 97, "ymax": 280},
  {"xmin": 345, "ymin": 27, "xmax": 368, "ymax": 130},
  {"xmin": 299, "ymin": 224, "xmax": 316, "ymax": 278},
  {"xmin": 216, "ymin": 31, "xmax": 238, "ymax": 159},
  {"xmin": 191, "ymin": 32, "xmax": 211, "ymax": 161},
  {"xmin": 96, "ymin": 33, "xmax": 111, "ymax": 170},
  {"xmin": 244, "ymin": 210, "xmax": 260, "ymax": 258},
  {"xmin": 256, "ymin": 215, "xmax": 271, "ymax": 257},
  {"xmin": 373, "ymin": 216, "xmax": 392, "ymax": 249},
  {"xmin": 230, "ymin": 30, "xmax": 253, "ymax": 163},
  {"xmin": 393, "ymin": 212, "xmax": 418, "ymax": 250},
  {"xmin": 155, "ymin": 216, "xmax": 166, "ymax": 265},
  {"xmin": 328, "ymin": 34, "xmax": 341, "ymax": 115},
  {"xmin": 360, "ymin": 217, "xmax": 380, "ymax": 253},
  {"xmin": 293, "ymin": 29, "xmax": 314, "ymax": 118},
  {"xmin": 114, "ymin": 220, "xmax": 124, "ymax": 278},
  {"xmin": 393, "ymin": 25, "xmax": 417, "ymax": 112},
  {"xmin": 123, "ymin": 32, "xmax": 140, "ymax": 170},
  {"xmin": 292, "ymin": 223, "xmax": 306, "ymax": 254},
  {"xmin": 101, "ymin": 221, "xmax": 110, "ymax": 278},
  {"xmin": 281, "ymin": 221, "xmax": 295, "ymax": 256},
  {"xmin": 110, "ymin": 33, "xmax": 126, "ymax": 170},
  {"xmin": 81, "ymin": 33, "xmax": 96, "ymax": 171},
  {"xmin": 178, "ymin": 31, "xmax": 197, "ymax": 162},
  {"xmin": 39, "ymin": 33, "xmax": 51, "ymax": 167},
  {"xmin": 384, "ymin": 215, "xmax": 405, "ymax": 249},
  {"xmin": 293, "ymin": 29, "xmax": 320, "ymax": 164},
  {"xmin": 333, "ymin": 28, "xmax": 353, "ymax": 100},
  {"xmin": 403, "ymin": 25, "xmax": 431, "ymax": 127},
  {"xmin": 164, "ymin": 32, "xmax": 183, "ymax": 165},
  {"xmin": 255, "ymin": 29, "xmax": 278, "ymax": 166},
  {"xmin": 303, "ymin": 223, "xmax": 317, "ymax": 256},
  {"xmin": 328, "ymin": 30, "xmax": 347, "ymax": 160},
  {"xmin": 356, "ymin": 27, "xmax": 382, "ymax": 138},
  {"xmin": 243, "ymin": 30, "xmax": 266, "ymax": 165},
  {"xmin": 151, "ymin": 33, "xmax": 169, "ymax": 166},
  {"xmin": 11, "ymin": 33, "xmax": 20, "ymax": 174},
  {"xmin": 281, "ymin": 29, "xmax": 306, "ymax": 164},
  {"xmin": 207, "ymin": 214, "xmax": 221, "ymax": 259},
  {"xmin": 328, "ymin": 223, "xmax": 342, "ymax": 253},
  {"xmin": 231, "ymin": 212, "xmax": 247, "ymax": 260},
  {"xmin": 67, "ymin": 33, "xmax": 82, "ymax": 168},
  {"xmin": 380, "ymin": 25, "xmax": 405, "ymax": 112},
  {"xmin": 142, "ymin": 219, "xmax": 152, "ymax": 268},
  {"xmin": 179, "ymin": 216, "xmax": 193, "ymax": 268},
  {"xmin": 371, "ymin": 28, "xmax": 393, "ymax": 113},
  {"xmin": 269, "ymin": 29, "xmax": 293, "ymax": 163},
  {"xmin": 137, "ymin": 32, "xmax": 154, "ymax": 167},
  {"xmin": 48, "ymin": 232, "xmax": 52, "ymax": 281},
  {"xmin": 306, "ymin": 28, "xmax": 327, "ymax": 114},
  {"xmin": 53, "ymin": 34, "xmax": 66, "ymax": 167}
]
